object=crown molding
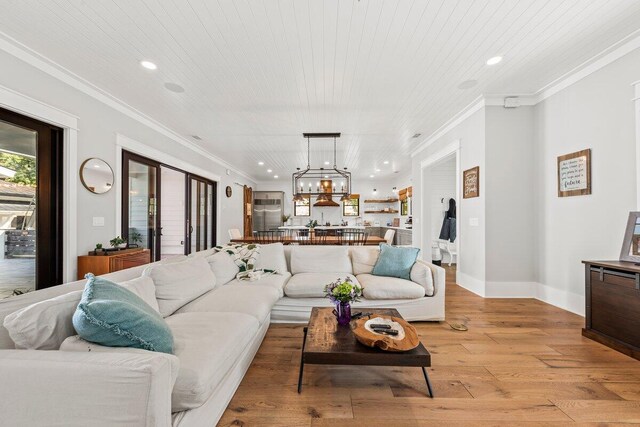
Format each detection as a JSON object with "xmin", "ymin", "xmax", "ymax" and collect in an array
[
  {"xmin": 412, "ymin": 30, "xmax": 640, "ymax": 157},
  {"xmin": 411, "ymin": 96, "xmax": 485, "ymax": 157},
  {"xmin": 0, "ymin": 31, "xmax": 257, "ymax": 183}
]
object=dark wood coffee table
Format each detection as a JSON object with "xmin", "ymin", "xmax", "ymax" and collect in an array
[{"xmin": 297, "ymin": 307, "xmax": 433, "ymax": 397}]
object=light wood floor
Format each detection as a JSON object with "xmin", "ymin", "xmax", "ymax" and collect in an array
[{"xmin": 218, "ymin": 266, "xmax": 640, "ymax": 426}]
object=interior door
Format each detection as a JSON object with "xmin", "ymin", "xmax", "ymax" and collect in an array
[{"xmin": 0, "ymin": 106, "xmax": 62, "ymax": 295}]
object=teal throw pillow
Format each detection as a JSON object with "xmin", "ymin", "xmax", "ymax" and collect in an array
[
  {"xmin": 72, "ymin": 274, "xmax": 173, "ymax": 354},
  {"xmin": 371, "ymin": 244, "xmax": 420, "ymax": 280}
]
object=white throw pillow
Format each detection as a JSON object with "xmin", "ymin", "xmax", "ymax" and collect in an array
[
  {"xmin": 410, "ymin": 262, "xmax": 435, "ymax": 297},
  {"xmin": 254, "ymin": 243, "xmax": 288, "ymax": 273},
  {"xmin": 118, "ymin": 276, "xmax": 160, "ymax": 313},
  {"xmin": 187, "ymin": 247, "xmax": 218, "ymax": 259},
  {"xmin": 143, "ymin": 257, "xmax": 217, "ymax": 317},
  {"xmin": 3, "ymin": 290, "xmax": 82, "ymax": 350},
  {"xmin": 290, "ymin": 246, "xmax": 352, "ymax": 275},
  {"xmin": 350, "ymin": 247, "xmax": 380, "ymax": 275},
  {"xmin": 205, "ymin": 251, "xmax": 240, "ymax": 285},
  {"xmin": 160, "ymin": 255, "xmax": 188, "ymax": 264}
]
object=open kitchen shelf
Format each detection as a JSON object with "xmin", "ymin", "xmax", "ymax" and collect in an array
[
  {"xmin": 364, "ymin": 210, "xmax": 399, "ymax": 214},
  {"xmin": 363, "ymin": 198, "xmax": 399, "ymax": 203}
]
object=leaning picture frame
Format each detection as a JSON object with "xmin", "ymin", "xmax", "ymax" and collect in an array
[{"xmin": 619, "ymin": 212, "xmax": 640, "ymax": 263}]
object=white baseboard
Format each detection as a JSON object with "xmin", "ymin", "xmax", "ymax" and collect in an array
[
  {"xmin": 455, "ymin": 273, "xmax": 585, "ymax": 316},
  {"xmin": 536, "ymin": 282, "xmax": 585, "ymax": 316},
  {"xmin": 456, "ymin": 271, "xmax": 486, "ymax": 297},
  {"xmin": 485, "ymin": 281, "xmax": 538, "ymax": 298}
]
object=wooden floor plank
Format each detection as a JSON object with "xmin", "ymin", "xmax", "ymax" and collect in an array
[{"xmin": 218, "ymin": 265, "xmax": 640, "ymax": 426}]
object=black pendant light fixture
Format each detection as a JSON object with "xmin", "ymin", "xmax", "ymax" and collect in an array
[{"xmin": 292, "ymin": 133, "xmax": 351, "ymax": 203}]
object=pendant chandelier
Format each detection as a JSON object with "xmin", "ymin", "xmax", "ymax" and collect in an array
[{"xmin": 292, "ymin": 133, "xmax": 351, "ymax": 203}]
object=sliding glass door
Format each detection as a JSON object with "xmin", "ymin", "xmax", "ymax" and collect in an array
[
  {"xmin": 0, "ymin": 106, "xmax": 63, "ymax": 296},
  {"xmin": 188, "ymin": 176, "xmax": 215, "ymax": 253},
  {"xmin": 123, "ymin": 151, "xmax": 216, "ymax": 261}
]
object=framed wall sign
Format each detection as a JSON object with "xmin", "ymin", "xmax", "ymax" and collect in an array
[
  {"xmin": 620, "ymin": 212, "xmax": 640, "ymax": 263},
  {"xmin": 557, "ymin": 149, "xmax": 591, "ymax": 197},
  {"xmin": 463, "ymin": 166, "xmax": 480, "ymax": 199}
]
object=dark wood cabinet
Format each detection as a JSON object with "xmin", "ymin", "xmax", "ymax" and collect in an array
[{"xmin": 582, "ymin": 260, "xmax": 640, "ymax": 360}]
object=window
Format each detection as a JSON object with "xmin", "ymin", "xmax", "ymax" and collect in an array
[
  {"xmin": 294, "ymin": 195, "xmax": 310, "ymax": 216},
  {"xmin": 342, "ymin": 194, "xmax": 360, "ymax": 216}
]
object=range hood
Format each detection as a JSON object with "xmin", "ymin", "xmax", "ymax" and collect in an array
[{"xmin": 313, "ymin": 179, "xmax": 340, "ymax": 207}]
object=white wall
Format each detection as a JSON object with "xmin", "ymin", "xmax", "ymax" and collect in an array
[
  {"xmin": 533, "ymin": 48, "xmax": 640, "ymax": 313},
  {"xmin": 485, "ymin": 106, "xmax": 536, "ymax": 284},
  {"xmin": 0, "ymin": 48, "xmax": 255, "ymax": 280}
]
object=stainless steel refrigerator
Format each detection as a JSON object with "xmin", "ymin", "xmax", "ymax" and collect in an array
[{"xmin": 252, "ymin": 191, "xmax": 284, "ymax": 232}]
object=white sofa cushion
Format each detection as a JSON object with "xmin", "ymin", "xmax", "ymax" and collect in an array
[
  {"xmin": 254, "ymin": 243, "xmax": 288, "ymax": 273},
  {"xmin": 143, "ymin": 257, "xmax": 217, "ymax": 317},
  {"xmin": 118, "ymin": 276, "xmax": 160, "ymax": 313},
  {"xmin": 165, "ymin": 312, "xmax": 259, "ymax": 411},
  {"xmin": 284, "ymin": 273, "xmax": 359, "ymax": 298},
  {"xmin": 350, "ymin": 247, "xmax": 380, "ymax": 275},
  {"xmin": 226, "ymin": 272, "xmax": 292, "ymax": 298},
  {"xmin": 205, "ymin": 251, "xmax": 240, "ymax": 286},
  {"xmin": 3, "ymin": 290, "xmax": 82, "ymax": 350},
  {"xmin": 175, "ymin": 285, "xmax": 279, "ymax": 323},
  {"xmin": 357, "ymin": 274, "xmax": 426, "ymax": 299},
  {"xmin": 59, "ymin": 335, "xmax": 180, "ymax": 386},
  {"xmin": 187, "ymin": 247, "xmax": 218, "ymax": 259},
  {"xmin": 411, "ymin": 261, "xmax": 435, "ymax": 297},
  {"xmin": 290, "ymin": 246, "xmax": 352, "ymax": 275},
  {"xmin": 2, "ymin": 277, "xmax": 162, "ymax": 350}
]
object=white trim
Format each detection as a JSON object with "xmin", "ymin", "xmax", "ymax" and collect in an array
[
  {"xmin": 536, "ymin": 282, "xmax": 585, "ymax": 316},
  {"xmin": 535, "ymin": 28, "xmax": 640, "ymax": 103},
  {"xmin": 115, "ymin": 134, "xmax": 223, "ymax": 245},
  {"xmin": 412, "ymin": 98, "xmax": 484, "ymax": 157},
  {"xmin": 412, "ymin": 30, "xmax": 640, "ymax": 157},
  {"xmin": 485, "ymin": 281, "xmax": 537, "ymax": 298},
  {"xmin": 419, "ymin": 140, "xmax": 461, "ymax": 169},
  {"xmin": 634, "ymin": 80, "xmax": 640, "ymax": 209},
  {"xmin": 456, "ymin": 271, "xmax": 485, "ymax": 297},
  {"xmin": 0, "ymin": 86, "xmax": 78, "ymax": 283},
  {"xmin": 0, "ymin": 31, "xmax": 256, "ymax": 183}
]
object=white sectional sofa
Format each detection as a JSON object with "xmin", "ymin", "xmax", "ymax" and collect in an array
[{"xmin": 0, "ymin": 244, "xmax": 445, "ymax": 427}]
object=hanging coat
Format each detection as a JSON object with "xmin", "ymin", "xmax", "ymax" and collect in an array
[{"xmin": 438, "ymin": 198, "xmax": 457, "ymax": 242}]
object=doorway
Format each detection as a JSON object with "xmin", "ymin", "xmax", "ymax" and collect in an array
[
  {"xmin": 0, "ymin": 106, "xmax": 63, "ymax": 297},
  {"xmin": 122, "ymin": 150, "xmax": 216, "ymax": 261},
  {"xmin": 420, "ymin": 141, "xmax": 460, "ymax": 273}
]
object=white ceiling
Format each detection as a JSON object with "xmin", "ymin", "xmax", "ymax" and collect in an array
[{"xmin": 1, "ymin": 0, "xmax": 640, "ymax": 181}]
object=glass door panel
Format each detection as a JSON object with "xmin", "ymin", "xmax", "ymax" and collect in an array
[
  {"xmin": 127, "ymin": 160, "xmax": 157, "ymax": 259},
  {"xmin": 188, "ymin": 176, "xmax": 215, "ymax": 253},
  {"xmin": 159, "ymin": 166, "xmax": 186, "ymax": 260}
]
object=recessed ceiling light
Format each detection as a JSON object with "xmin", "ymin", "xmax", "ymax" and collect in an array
[
  {"xmin": 412, "ymin": 133, "xmax": 422, "ymax": 139},
  {"xmin": 164, "ymin": 82, "xmax": 185, "ymax": 93},
  {"xmin": 258, "ymin": 161, "xmax": 264, "ymax": 165},
  {"xmin": 457, "ymin": 79, "xmax": 478, "ymax": 90},
  {"xmin": 486, "ymin": 56, "xmax": 502, "ymax": 66},
  {"xmin": 375, "ymin": 169, "xmax": 381, "ymax": 172},
  {"xmin": 324, "ymin": 161, "xmax": 330, "ymax": 165},
  {"xmin": 140, "ymin": 60, "xmax": 157, "ymax": 70},
  {"xmin": 267, "ymin": 169, "xmax": 272, "ymax": 173},
  {"xmin": 369, "ymin": 175, "xmax": 375, "ymax": 178},
  {"xmin": 273, "ymin": 175, "xmax": 278, "ymax": 179},
  {"xmin": 324, "ymin": 175, "xmax": 328, "ymax": 178},
  {"xmin": 383, "ymin": 161, "xmax": 389, "ymax": 165}
]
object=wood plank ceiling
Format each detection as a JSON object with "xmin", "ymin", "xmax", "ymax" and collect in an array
[{"xmin": 1, "ymin": 0, "xmax": 639, "ymax": 180}]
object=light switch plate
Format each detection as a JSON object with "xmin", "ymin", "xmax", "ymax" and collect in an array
[
  {"xmin": 92, "ymin": 217, "xmax": 105, "ymax": 227},
  {"xmin": 469, "ymin": 217, "xmax": 479, "ymax": 227}
]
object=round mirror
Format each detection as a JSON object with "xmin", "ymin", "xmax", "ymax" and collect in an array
[{"xmin": 80, "ymin": 158, "xmax": 114, "ymax": 194}]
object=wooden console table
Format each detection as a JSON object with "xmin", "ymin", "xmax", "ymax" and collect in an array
[
  {"xmin": 77, "ymin": 248, "xmax": 151, "ymax": 280},
  {"xmin": 582, "ymin": 260, "xmax": 640, "ymax": 360}
]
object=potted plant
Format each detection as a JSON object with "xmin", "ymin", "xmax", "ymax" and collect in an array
[
  {"xmin": 324, "ymin": 277, "xmax": 363, "ymax": 326},
  {"xmin": 282, "ymin": 214, "xmax": 291, "ymax": 225},
  {"xmin": 306, "ymin": 219, "xmax": 318, "ymax": 229},
  {"xmin": 128, "ymin": 230, "xmax": 142, "ymax": 248},
  {"xmin": 94, "ymin": 243, "xmax": 103, "ymax": 255},
  {"xmin": 109, "ymin": 236, "xmax": 127, "ymax": 250}
]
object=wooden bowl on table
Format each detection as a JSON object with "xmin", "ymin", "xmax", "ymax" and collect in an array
[{"xmin": 351, "ymin": 314, "xmax": 420, "ymax": 352}]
